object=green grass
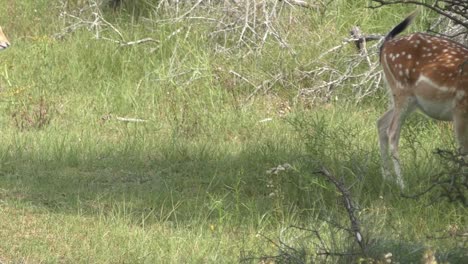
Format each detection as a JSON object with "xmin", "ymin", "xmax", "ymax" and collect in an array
[{"xmin": 0, "ymin": 0, "xmax": 466, "ymax": 263}]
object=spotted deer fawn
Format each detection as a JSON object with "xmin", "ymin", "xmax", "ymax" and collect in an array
[
  {"xmin": 378, "ymin": 12, "xmax": 468, "ymax": 189},
  {"xmin": 0, "ymin": 27, "xmax": 9, "ymax": 50}
]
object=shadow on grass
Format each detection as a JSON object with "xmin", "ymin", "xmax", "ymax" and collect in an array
[
  {"xmin": 0, "ymin": 135, "xmax": 322, "ymax": 225},
  {"xmin": 0, "ymin": 112, "xmax": 465, "ymax": 262}
]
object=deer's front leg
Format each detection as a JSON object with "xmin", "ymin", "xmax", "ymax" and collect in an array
[{"xmin": 454, "ymin": 109, "xmax": 468, "ymax": 172}]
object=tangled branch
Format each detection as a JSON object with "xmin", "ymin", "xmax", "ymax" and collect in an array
[
  {"xmin": 296, "ymin": 33, "xmax": 384, "ymax": 103},
  {"xmin": 55, "ymin": 0, "xmax": 123, "ymax": 40},
  {"xmin": 370, "ymin": 0, "xmax": 467, "ymax": 28},
  {"xmin": 401, "ymin": 149, "xmax": 468, "ymax": 206},
  {"xmin": 370, "ymin": 0, "xmax": 468, "ymax": 43}
]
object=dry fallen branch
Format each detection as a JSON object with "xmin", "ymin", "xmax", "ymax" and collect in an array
[
  {"xmin": 56, "ymin": 0, "xmax": 123, "ymax": 40},
  {"xmin": 119, "ymin": 37, "xmax": 159, "ymax": 47},
  {"xmin": 350, "ymin": 26, "xmax": 382, "ymax": 53},
  {"xmin": 241, "ymin": 162, "xmax": 371, "ymax": 263},
  {"xmin": 100, "ymin": 37, "xmax": 159, "ymax": 47},
  {"xmin": 116, "ymin": 117, "xmax": 147, "ymax": 123},
  {"xmin": 296, "ymin": 26, "xmax": 385, "ymax": 103},
  {"xmin": 318, "ymin": 167, "xmax": 367, "ymax": 255},
  {"xmin": 100, "ymin": 114, "xmax": 147, "ymax": 124},
  {"xmin": 227, "ymin": 69, "xmax": 284, "ymax": 104},
  {"xmin": 240, "ymin": 224, "xmax": 362, "ymax": 263},
  {"xmin": 56, "ymin": 0, "xmax": 161, "ymax": 49}
]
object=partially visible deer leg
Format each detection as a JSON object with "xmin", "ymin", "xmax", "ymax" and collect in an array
[
  {"xmin": 454, "ymin": 110, "xmax": 468, "ymax": 174},
  {"xmin": 376, "ymin": 12, "xmax": 468, "ymax": 189},
  {"xmin": 378, "ymin": 97, "xmax": 416, "ymax": 189},
  {"xmin": 377, "ymin": 109, "xmax": 394, "ymax": 180}
]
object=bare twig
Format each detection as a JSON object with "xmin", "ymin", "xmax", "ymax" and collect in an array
[
  {"xmin": 370, "ymin": 0, "xmax": 468, "ymax": 44},
  {"xmin": 350, "ymin": 26, "xmax": 373, "ymax": 67},
  {"xmin": 298, "ymin": 34, "xmax": 384, "ymax": 103},
  {"xmin": 116, "ymin": 117, "xmax": 147, "ymax": 123},
  {"xmin": 176, "ymin": 0, "xmax": 204, "ymax": 21},
  {"xmin": 318, "ymin": 167, "xmax": 367, "ymax": 255},
  {"xmin": 55, "ymin": 0, "xmax": 123, "ymax": 41},
  {"xmin": 369, "ymin": 0, "xmax": 468, "ymax": 29},
  {"xmin": 119, "ymin": 38, "xmax": 159, "ymax": 47},
  {"xmin": 228, "ymin": 70, "xmax": 258, "ymax": 89},
  {"xmin": 282, "ymin": 0, "xmax": 315, "ymax": 9}
]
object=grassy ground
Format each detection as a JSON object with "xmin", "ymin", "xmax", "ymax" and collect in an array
[{"xmin": 0, "ymin": 0, "xmax": 466, "ymax": 263}]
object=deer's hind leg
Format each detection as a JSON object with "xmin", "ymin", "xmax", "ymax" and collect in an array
[{"xmin": 378, "ymin": 96, "xmax": 417, "ymax": 189}]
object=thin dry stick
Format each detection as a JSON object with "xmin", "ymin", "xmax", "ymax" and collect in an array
[
  {"xmin": 238, "ymin": 0, "xmax": 252, "ymax": 45},
  {"xmin": 176, "ymin": 0, "xmax": 204, "ymax": 21},
  {"xmin": 116, "ymin": 117, "xmax": 147, "ymax": 123},
  {"xmin": 228, "ymin": 70, "xmax": 258, "ymax": 89},
  {"xmin": 119, "ymin": 38, "xmax": 159, "ymax": 47},
  {"xmin": 284, "ymin": 0, "xmax": 314, "ymax": 8},
  {"xmin": 319, "ymin": 167, "xmax": 367, "ymax": 255}
]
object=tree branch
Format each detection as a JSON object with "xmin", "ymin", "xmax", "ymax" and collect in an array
[{"xmin": 369, "ymin": 0, "xmax": 468, "ymax": 29}]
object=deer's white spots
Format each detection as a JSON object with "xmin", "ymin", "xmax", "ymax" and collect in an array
[
  {"xmin": 379, "ymin": 15, "xmax": 468, "ymax": 191},
  {"xmin": 378, "ymin": 14, "xmax": 468, "ymax": 188}
]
